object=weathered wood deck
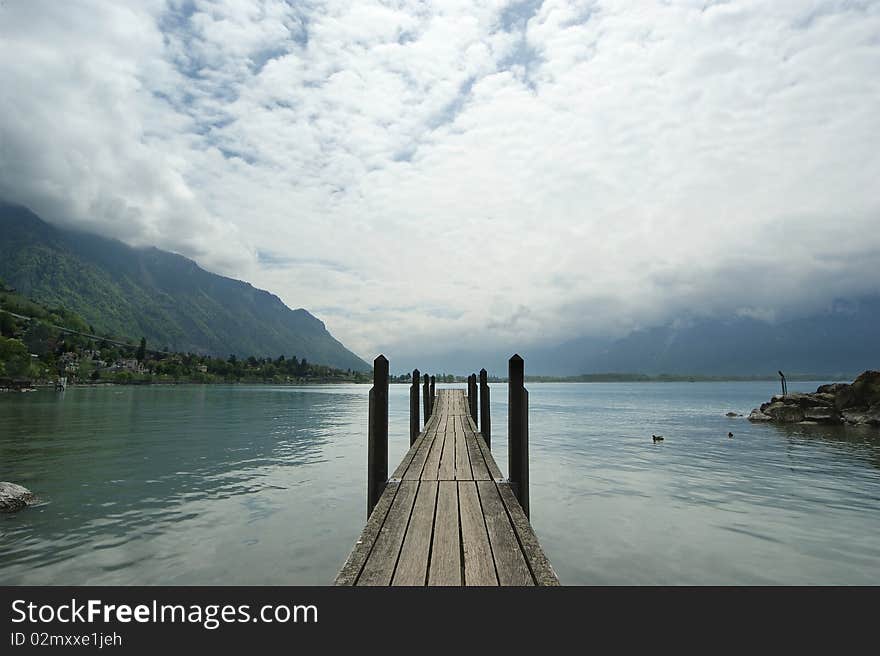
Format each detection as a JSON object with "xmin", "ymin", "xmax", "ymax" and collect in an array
[{"xmin": 336, "ymin": 389, "xmax": 559, "ymax": 586}]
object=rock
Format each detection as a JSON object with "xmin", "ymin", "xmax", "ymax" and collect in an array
[
  {"xmin": 851, "ymin": 371, "xmax": 880, "ymax": 407},
  {"xmin": 842, "ymin": 408, "xmax": 870, "ymax": 425},
  {"xmin": 843, "ymin": 405, "xmax": 880, "ymax": 426},
  {"xmin": 802, "ymin": 407, "xmax": 842, "ymax": 424},
  {"xmin": 750, "ymin": 371, "xmax": 880, "ymax": 428},
  {"xmin": 780, "ymin": 393, "xmax": 833, "ymax": 408},
  {"xmin": 0, "ymin": 482, "xmax": 36, "ymax": 513},
  {"xmin": 834, "ymin": 385, "xmax": 857, "ymax": 410},
  {"xmin": 764, "ymin": 402, "xmax": 805, "ymax": 423}
]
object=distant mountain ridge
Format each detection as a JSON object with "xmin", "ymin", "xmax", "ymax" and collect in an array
[
  {"xmin": 396, "ymin": 298, "xmax": 880, "ymax": 377},
  {"xmin": 0, "ymin": 201, "xmax": 370, "ymax": 371},
  {"xmin": 527, "ymin": 297, "xmax": 880, "ymax": 378}
]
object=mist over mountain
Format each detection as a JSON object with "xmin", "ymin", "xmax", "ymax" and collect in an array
[
  {"xmin": 529, "ymin": 300, "xmax": 880, "ymax": 377},
  {"xmin": 2, "ymin": 200, "xmax": 877, "ymax": 379},
  {"xmin": 393, "ymin": 300, "xmax": 880, "ymax": 379},
  {"xmin": 0, "ymin": 202, "xmax": 369, "ymax": 372}
]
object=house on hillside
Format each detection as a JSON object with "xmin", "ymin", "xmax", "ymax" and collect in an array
[
  {"xmin": 59, "ymin": 352, "xmax": 79, "ymax": 374},
  {"xmin": 108, "ymin": 359, "xmax": 144, "ymax": 374}
]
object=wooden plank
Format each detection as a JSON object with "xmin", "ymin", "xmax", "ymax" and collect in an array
[
  {"xmin": 402, "ymin": 429, "xmax": 437, "ymax": 481},
  {"xmin": 392, "ymin": 481, "xmax": 439, "ymax": 585},
  {"xmin": 391, "ymin": 431, "xmax": 428, "ymax": 480},
  {"xmin": 420, "ymin": 415, "xmax": 446, "ymax": 481},
  {"xmin": 335, "ymin": 481, "xmax": 400, "ymax": 585},
  {"xmin": 454, "ymin": 416, "xmax": 473, "ymax": 480},
  {"xmin": 473, "ymin": 424, "xmax": 503, "ymax": 480},
  {"xmin": 437, "ymin": 416, "xmax": 456, "ymax": 480},
  {"xmin": 456, "ymin": 390, "xmax": 467, "ymax": 416},
  {"xmin": 356, "ymin": 481, "xmax": 419, "ymax": 586},
  {"xmin": 496, "ymin": 482, "xmax": 560, "ymax": 586},
  {"xmin": 428, "ymin": 481, "xmax": 461, "ymax": 586},
  {"xmin": 477, "ymin": 480, "xmax": 533, "ymax": 586},
  {"xmin": 465, "ymin": 432, "xmax": 491, "ymax": 481},
  {"xmin": 462, "ymin": 398, "xmax": 479, "ymax": 433},
  {"xmin": 458, "ymin": 481, "xmax": 498, "ymax": 585}
]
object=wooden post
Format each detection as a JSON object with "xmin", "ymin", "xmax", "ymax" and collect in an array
[
  {"xmin": 508, "ymin": 354, "xmax": 529, "ymax": 517},
  {"xmin": 430, "ymin": 375, "xmax": 436, "ymax": 415},
  {"xmin": 423, "ymin": 373, "xmax": 430, "ymax": 425},
  {"xmin": 410, "ymin": 368, "xmax": 420, "ymax": 446},
  {"xmin": 479, "ymin": 368, "xmax": 491, "ymax": 449},
  {"xmin": 367, "ymin": 355, "xmax": 389, "ymax": 518},
  {"xmin": 470, "ymin": 374, "xmax": 478, "ymax": 424}
]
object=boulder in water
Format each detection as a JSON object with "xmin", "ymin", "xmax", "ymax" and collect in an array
[{"xmin": 0, "ymin": 482, "xmax": 36, "ymax": 513}]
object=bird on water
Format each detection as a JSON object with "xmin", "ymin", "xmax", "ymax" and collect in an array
[
  {"xmin": 728, "ymin": 432, "xmax": 734, "ymax": 438},
  {"xmin": 652, "ymin": 434, "xmax": 664, "ymax": 442}
]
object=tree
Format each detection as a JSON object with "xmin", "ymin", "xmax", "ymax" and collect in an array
[
  {"xmin": 0, "ymin": 311, "xmax": 15, "ymax": 337},
  {"xmin": 0, "ymin": 336, "xmax": 34, "ymax": 378},
  {"xmin": 78, "ymin": 358, "xmax": 94, "ymax": 381},
  {"xmin": 136, "ymin": 337, "xmax": 146, "ymax": 363}
]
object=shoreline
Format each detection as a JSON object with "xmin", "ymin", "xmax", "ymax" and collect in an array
[{"xmin": 1, "ymin": 377, "xmax": 850, "ymax": 393}]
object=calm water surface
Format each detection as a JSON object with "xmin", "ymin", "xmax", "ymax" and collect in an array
[{"xmin": 1, "ymin": 382, "xmax": 879, "ymax": 585}]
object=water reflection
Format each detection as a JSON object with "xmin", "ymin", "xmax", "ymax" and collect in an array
[
  {"xmin": 0, "ymin": 385, "xmax": 368, "ymax": 584},
  {"xmin": 769, "ymin": 421, "xmax": 880, "ymax": 471}
]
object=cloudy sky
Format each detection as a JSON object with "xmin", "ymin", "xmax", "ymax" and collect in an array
[{"xmin": 1, "ymin": 0, "xmax": 878, "ymax": 364}]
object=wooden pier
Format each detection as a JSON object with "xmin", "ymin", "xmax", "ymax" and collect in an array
[{"xmin": 335, "ymin": 356, "xmax": 559, "ymax": 586}]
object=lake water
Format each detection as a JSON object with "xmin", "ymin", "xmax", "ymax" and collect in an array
[{"xmin": 1, "ymin": 382, "xmax": 879, "ymax": 585}]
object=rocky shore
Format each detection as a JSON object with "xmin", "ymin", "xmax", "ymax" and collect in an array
[{"xmin": 748, "ymin": 370, "xmax": 880, "ymax": 426}]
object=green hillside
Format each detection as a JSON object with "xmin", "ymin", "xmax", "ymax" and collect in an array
[{"xmin": 0, "ymin": 202, "xmax": 370, "ymax": 371}]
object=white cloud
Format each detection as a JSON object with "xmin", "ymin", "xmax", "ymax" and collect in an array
[{"xmin": 1, "ymin": 0, "xmax": 879, "ymax": 365}]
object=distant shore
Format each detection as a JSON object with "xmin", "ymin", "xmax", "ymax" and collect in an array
[
  {"xmin": 2, "ymin": 374, "xmax": 853, "ymax": 393},
  {"xmin": 521, "ymin": 373, "xmax": 853, "ymax": 383}
]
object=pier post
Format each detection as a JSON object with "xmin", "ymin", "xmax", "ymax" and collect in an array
[
  {"xmin": 430, "ymin": 375, "xmax": 436, "ymax": 415},
  {"xmin": 410, "ymin": 368, "xmax": 420, "ymax": 446},
  {"xmin": 367, "ymin": 355, "xmax": 389, "ymax": 518},
  {"xmin": 479, "ymin": 368, "xmax": 491, "ymax": 449},
  {"xmin": 508, "ymin": 354, "xmax": 529, "ymax": 517},
  {"xmin": 423, "ymin": 373, "xmax": 430, "ymax": 424},
  {"xmin": 469, "ymin": 374, "xmax": 478, "ymax": 424}
]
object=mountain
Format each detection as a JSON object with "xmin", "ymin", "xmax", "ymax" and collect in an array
[
  {"xmin": 403, "ymin": 300, "xmax": 880, "ymax": 378},
  {"xmin": 0, "ymin": 202, "xmax": 370, "ymax": 371},
  {"xmin": 527, "ymin": 298, "xmax": 880, "ymax": 377}
]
